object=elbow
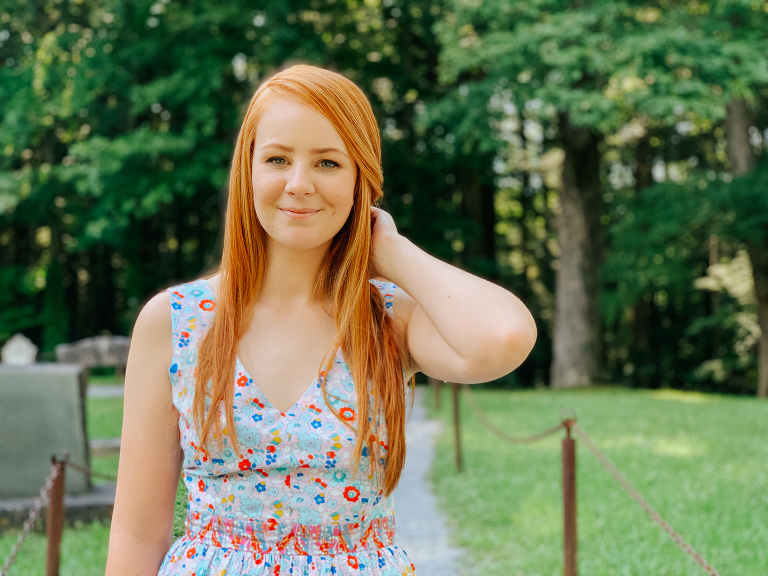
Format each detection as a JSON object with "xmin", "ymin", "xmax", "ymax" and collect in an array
[
  {"xmin": 460, "ymin": 323, "xmax": 537, "ymax": 383},
  {"xmin": 498, "ymin": 322, "xmax": 537, "ymax": 370}
]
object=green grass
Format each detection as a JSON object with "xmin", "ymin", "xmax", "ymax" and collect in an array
[
  {"xmin": 87, "ymin": 374, "xmax": 124, "ymax": 386},
  {"xmin": 0, "ymin": 519, "xmax": 111, "ymax": 576},
  {"xmin": 86, "ymin": 397, "xmax": 124, "ymax": 439},
  {"xmin": 424, "ymin": 385, "xmax": 768, "ymax": 576}
]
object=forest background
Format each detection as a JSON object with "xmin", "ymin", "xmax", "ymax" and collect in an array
[{"xmin": 1, "ymin": 0, "xmax": 767, "ymax": 397}]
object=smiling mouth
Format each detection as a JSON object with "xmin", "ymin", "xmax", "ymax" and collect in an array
[{"xmin": 279, "ymin": 207, "xmax": 321, "ymax": 218}]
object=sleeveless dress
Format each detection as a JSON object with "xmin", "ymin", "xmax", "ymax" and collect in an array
[{"xmin": 158, "ymin": 278, "xmax": 416, "ymax": 576}]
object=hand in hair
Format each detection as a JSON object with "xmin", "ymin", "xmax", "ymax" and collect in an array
[
  {"xmin": 369, "ymin": 206, "xmax": 402, "ymax": 280},
  {"xmin": 367, "ymin": 206, "xmax": 537, "ymax": 384}
]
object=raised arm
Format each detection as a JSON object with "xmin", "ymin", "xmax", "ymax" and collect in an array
[
  {"xmin": 370, "ymin": 207, "xmax": 537, "ymax": 384},
  {"xmin": 105, "ymin": 289, "xmax": 183, "ymax": 576}
]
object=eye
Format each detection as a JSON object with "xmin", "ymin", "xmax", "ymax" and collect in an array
[
  {"xmin": 266, "ymin": 156, "xmax": 286, "ymax": 166},
  {"xmin": 318, "ymin": 159, "xmax": 339, "ymax": 169}
]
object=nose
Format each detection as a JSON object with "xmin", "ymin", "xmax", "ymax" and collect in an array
[{"xmin": 284, "ymin": 159, "xmax": 315, "ymax": 197}]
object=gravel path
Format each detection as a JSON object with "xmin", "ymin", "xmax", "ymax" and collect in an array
[{"xmin": 393, "ymin": 384, "xmax": 463, "ymax": 576}]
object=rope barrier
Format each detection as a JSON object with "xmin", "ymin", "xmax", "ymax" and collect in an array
[
  {"xmin": 572, "ymin": 422, "xmax": 721, "ymax": 576},
  {"xmin": 0, "ymin": 458, "xmax": 116, "ymax": 576},
  {"xmin": 460, "ymin": 385, "xmax": 721, "ymax": 576},
  {"xmin": 0, "ymin": 461, "xmax": 60, "ymax": 576},
  {"xmin": 63, "ymin": 460, "xmax": 118, "ymax": 483},
  {"xmin": 463, "ymin": 383, "xmax": 566, "ymax": 443}
]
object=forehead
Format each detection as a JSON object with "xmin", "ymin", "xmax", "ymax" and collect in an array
[{"xmin": 255, "ymin": 97, "xmax": 348, "ymax": 152}]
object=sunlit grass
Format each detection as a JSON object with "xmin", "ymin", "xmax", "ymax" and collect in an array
[
  {"xmin": 0, "ymin": 519, "xmax": 111, "ymax": 576},
  {"xmin": 424, "ymin": 385, "xmax": 768, "ymax": 576},
  {"xmin": 86, "ymin": 397, "xmax": 124, "ymax": 440}
]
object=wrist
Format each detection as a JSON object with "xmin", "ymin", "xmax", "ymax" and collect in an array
[{"xmin": 374, "ymin": 233, "xmax": 412, "ymax": 282}]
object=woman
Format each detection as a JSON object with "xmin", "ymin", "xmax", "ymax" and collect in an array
[{"xmin": 105, "ymin": 63, "xmax": 536, "ymax": 576}]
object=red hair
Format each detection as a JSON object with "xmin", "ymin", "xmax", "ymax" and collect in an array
[{"xmin": 193, "ymin": 63, "xmax": 414, "ymax": 497}]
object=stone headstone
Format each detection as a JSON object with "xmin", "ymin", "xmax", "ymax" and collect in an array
[
  {"xmin": 0, "ymin": 363, "xmax": 91, "ymax": 498},
  {"xmin": 1, "ymin": 333, "xmax": 38, "ymax": 365},
  {"xmin": 55, "ymin": 335, "xmax": 130, "ymax": 376}
]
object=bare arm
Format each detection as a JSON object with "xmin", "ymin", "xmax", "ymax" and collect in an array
[
  {"xmin": 371, "ymin": 207, "xmax": 537, "ymax": 384},
  {"xmin": 105, "ymin": 289, "xmax": 183, "ymax": 576}
]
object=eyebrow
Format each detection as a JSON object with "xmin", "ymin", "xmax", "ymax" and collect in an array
[{"xmin": 261, "ymin": 143, "xmax": 349, "ymax": 158}]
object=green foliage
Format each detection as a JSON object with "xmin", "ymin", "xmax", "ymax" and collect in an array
[{"xmin": 0, "ymin": 0, "xmax": 767, "ymax": 393}]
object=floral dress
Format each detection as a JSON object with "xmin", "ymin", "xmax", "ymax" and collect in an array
[{"xmin": 158, "ymin": 278, "xmax": 416, "ymax": 576}]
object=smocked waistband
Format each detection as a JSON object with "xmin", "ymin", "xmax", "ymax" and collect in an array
[{"xmin": 184, "ymin": 508, "xmax": 396, "ymax": 555}]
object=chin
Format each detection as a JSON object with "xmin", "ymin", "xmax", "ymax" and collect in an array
[{"xmin": 270, "ymin": 232, "xmax": 336, "ymax": 253}]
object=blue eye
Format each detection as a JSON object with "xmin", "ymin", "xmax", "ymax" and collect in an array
[{"xmin": 319, "ymin": 159, "xmax": 339, "ymax": 169}]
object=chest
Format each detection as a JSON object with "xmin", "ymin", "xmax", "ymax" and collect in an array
[{"xmin": 235, "ymin": 304, "xmax": 338, "ymax": 414}]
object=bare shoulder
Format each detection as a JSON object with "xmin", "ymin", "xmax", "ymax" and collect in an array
[
  {"xmin": 201, "ymin": 272, "xmax": 222, "ymax": 300},
  {"xmin": 125, "ymin": 287, "xmax": 177, "ymax": 396},
  {"xmin": 132, "ymin": 288, "xmax": 173, "ymax": 348}
]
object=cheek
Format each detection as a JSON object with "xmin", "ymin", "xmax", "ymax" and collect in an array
[
  {"xmin": 251, "ymin": 172, "xmax": 281, "ymax": 210},
  {"xmin": 328, "ymin": 178, "xmax": 356, "ymax": 217}
]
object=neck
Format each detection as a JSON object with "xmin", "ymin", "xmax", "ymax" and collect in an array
[{"xmin": 259, "ymin": 239, "xmax": 331, "ymax": 308}]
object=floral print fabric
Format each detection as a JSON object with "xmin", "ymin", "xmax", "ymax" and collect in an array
[{"xmin": 158, "ymin": 278, "xmax": 415, "ymax": 575}]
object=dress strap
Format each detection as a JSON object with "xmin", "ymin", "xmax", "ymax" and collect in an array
[
  {"xmin": 369, "ymin": 278, "xmax": 397, "ymax": 318},
  {"xmin": 167, "ymin": 279, "xmax": 217, "ymax": 386}
]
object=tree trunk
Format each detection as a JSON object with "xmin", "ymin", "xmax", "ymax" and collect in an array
[
  {"xmin": 631, "ymin": 133, "xmax": 654, "ymax": 387},
  {"xmin": 462, "ymin": 166, "xmax": 497, "ymax": 279},
  {"xmin": 725, "ymin": 98, "xmax": 768, "ymax": 398},
  {"xmin": 550, "ymin": 111, "xmax": 604, "ymax": 388}
]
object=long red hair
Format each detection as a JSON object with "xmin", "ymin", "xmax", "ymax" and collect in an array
[{"xmin": 193, "ymin": 63, "xmax": 414, "ymax": 497}]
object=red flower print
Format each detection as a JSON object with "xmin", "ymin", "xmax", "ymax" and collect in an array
[
  {"xmin": 186, "ymin": 546, "xmax": 196, "ymax": 559},
  {"xmin": 326, "ymin": 450, "xmax": 336, "ymax": 459},
  {"xmin": 238, "ymin": 459, "xmax": 251, "ymax": 470},
  {"xmin": 266, "ymin": 518, "xmax": 278, "ymax": 530},
  {"xmin": 267, "ymin": 445, "xmax": 276, "ymax": 453},
  {"xmin": 199, "ymin": 299, "xmax": 215, "ymax": 312},
  {"xmin": 285, "ymin": 475, "xmax": 291, "ymax": 487},
  {"xmin": 340, "ymin": 407, "xmax": 356, "ymax": 421},
  {"xmin": 181, "ymin": 331, "xmax": 190, "ymax": 338},
  {"xmin": 343, "ymin": 486, "xmax": 360, "ymax": 502},
  {"xmin": 198, "ymin": 479, "xmax": 205, "ymax": 492},
  {"xmin": 347, "ymin": 555, "xmax": 359, "ymax": 568},
  {"xmin": 237, "ymin": 374, "xmax": 250, "ymax": 387}
]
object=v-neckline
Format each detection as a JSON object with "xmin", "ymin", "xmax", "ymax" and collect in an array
[{"xmin": 199, "ymin": 277, "xmax": 320, "ymax": 417}]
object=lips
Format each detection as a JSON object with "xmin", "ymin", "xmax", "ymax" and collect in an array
[
  {"xmin": 278, "ymin": 207, "xmax": 321, "ymax": 219},
  {"xmin": 280, "ymin": 207, "xmax": 319, "ymax": 214}
]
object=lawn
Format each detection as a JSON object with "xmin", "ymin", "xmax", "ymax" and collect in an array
[
  {"xmin": 2, "ymin": 386, "xmax": 765, "ymax": 575},
  {"xmin": 423, "ymin": 385, "xmax": 768, "ymax": 576}
]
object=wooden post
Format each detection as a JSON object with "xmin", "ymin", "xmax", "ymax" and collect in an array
[
  {"xmin": 46, "ymin": 456, "xmax": 66, "ymax": 576},
  {"xmin": 428, "ymin": 377, "xmax": 441, "ymax": 410},
  {"xmin": 562, "ymin": 421, "xmax": 577, "ymax": 576},
  {"xmin": 451, "ymin": 382, "xmax": 462, "ymax": 472}
]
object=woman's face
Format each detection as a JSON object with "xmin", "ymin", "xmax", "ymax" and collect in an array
[{"xmin": 251, "ymin": 97, "xmax": 357, "ymax": 254}]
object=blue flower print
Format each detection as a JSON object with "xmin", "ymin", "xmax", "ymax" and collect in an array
[
  {"xmin": 162, "ymin": 278, "xmax": 413, "ymax": 576},
  {"xmin": 297, "ymin": 432, "xmax": 322, "ymax": 452},
  {"xmin": 239, "ymin": 495, "xmax": 264, "ymax": 517},
  {"xmin": 288, "ymin": 492, "xmax": 312, "ymax": 510},
  {"xmin": 299, "ymin": 507, "xmax": 321, "ymax": 525}
]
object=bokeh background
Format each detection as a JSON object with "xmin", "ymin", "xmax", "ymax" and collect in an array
[{"xmin": 2, "ymin": 0, "xmax": 768, "ymax": 396}]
